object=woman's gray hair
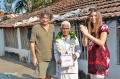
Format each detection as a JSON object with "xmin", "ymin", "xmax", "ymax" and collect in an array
[{"xmin": 61, "ymin": 21, "xmax": 71, "ymax": 28}]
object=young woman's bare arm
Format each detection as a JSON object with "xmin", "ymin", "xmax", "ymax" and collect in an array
[
  {"xmin": 82, "ymin": 35, "xmax": 88, "ymax": 46},
  {"xmin": 86, "ymin": 32, "xmax": 107, "ymax": 46},
  {"xmin": 80, "ymin": 25, "xmax": 107, "ymax": 46}
]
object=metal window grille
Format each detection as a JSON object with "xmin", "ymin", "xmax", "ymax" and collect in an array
[
  {"xmin": 72, "ymin": 22, "xmax": 88, "ymax": 60},
  {"xmin": 20, "ymin": 27, "xmax": 31, "ymax": 50},
  {"xmin": 4, "ymin": 28, "xmax": 18, "ymax": 48}
]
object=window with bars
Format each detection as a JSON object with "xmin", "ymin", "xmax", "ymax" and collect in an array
[
  {"xmin": 4, "ymin": 28, "xmax": 18, "ymax": 48},
  {"xmin": 117, "ymin": 22, "xmax": 120, "ymax": 64},
  {"xmin": 20, "ymin": 27, "xmax": 32, "ymax": 50},
  {"xmin": 72, "ymin": 22, "xmax": 88, "ymax": 60}
]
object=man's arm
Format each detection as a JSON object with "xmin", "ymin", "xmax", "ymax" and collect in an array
[
  {"xmin": 30, "ymin": 42, "xmax": 38, "ymax": 66},
  {"xmin": 29, "ymin": 25, "xmax": 38, "ymax": 66},
  {"xmin": 54, "ymin": 43, "xmax": 61, "ymax": 64}
]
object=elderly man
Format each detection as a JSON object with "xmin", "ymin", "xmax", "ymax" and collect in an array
[{"xmin": 54, "ymin": 21, "xmax": 81, "ymax": 79}]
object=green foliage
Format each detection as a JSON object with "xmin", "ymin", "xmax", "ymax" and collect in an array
[
  {"xmin": 56, "ymin": 31, "xmax": 76, "ymax": 39},
  {"xmin": 40, "ymin": 0, "xmax": 52, "ymax": 5},
  {"xmin": 32, "ymin": 0, "xmax": 41, "ymax": 9},
  {"xmin": 4, "ymin": 0, "xmax": 55, "ymax": 13},
  {"xmin": 32, "ymin": 0, "xmax": 53, "ymax": 9}
]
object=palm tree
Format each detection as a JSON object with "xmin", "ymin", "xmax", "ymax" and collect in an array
[{"xmin": 14, "ymin": 0, "xmax": 27, "ymax": 14}]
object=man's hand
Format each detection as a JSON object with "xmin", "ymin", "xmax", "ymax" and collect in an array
[
  {"xmin": 57, "ymin": 59, "xmax": 62, "ymax": 64},
  {"xmin": 32, "ymin": 57, "xmax": 38, "ymax": 66},
  {"xmin": 72, "ymin": 54, "xmax": 77, "ymax": 59}
]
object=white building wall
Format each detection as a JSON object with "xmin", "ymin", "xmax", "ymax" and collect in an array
[
  {"xmin": 0, "ymin": 29, "xmax": 4, "ymax": 56},
  {"xmin": 4, "ymin": 47, "xmax": 29, "ymax": 61},
  {"xmin": 105, "ymin": 20, "xmax": 120, "ymax": 79},
  {"xmin": 4, "ymin": 28, "xmax": 30, "ymax": 63},
  {"xmin": 78, "ymin": 60, "xmax": 88, "ymax": 74},
  {"xmin": 55, "ymin": 25, "xmax": 60, "ymax": 35}
]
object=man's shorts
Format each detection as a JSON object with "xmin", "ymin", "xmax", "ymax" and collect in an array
[{"xmin": 36, "ymin": 60, "xmax": 56, "ymax": 78}]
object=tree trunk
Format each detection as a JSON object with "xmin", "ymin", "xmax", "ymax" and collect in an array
[{"xmin": 27, "ymin": 0, "xmax": 32, "ymax": 12}]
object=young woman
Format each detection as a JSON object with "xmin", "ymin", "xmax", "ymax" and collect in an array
[{"xmin": 80, "ymin": 8, "xmax": 110, "ymax": 79}]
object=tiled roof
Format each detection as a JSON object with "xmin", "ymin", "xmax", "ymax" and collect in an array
[
  {"xmin": 0, "ymin": 0, "xmax": 120, "ymax": 27},
  {"xmin": 49, "ymin": 0, "xmax": 120, "ymax": 21},
  {"xmin": 0, "ymin": 10, "xmax": 41, "ymax": 27}
]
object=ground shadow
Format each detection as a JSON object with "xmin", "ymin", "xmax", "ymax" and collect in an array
[
  {"xmin": 12, "ymin": 74, "xmax": 36, "ymax": 79},
  {"xmin": 12, "ymin": 75, "xmax": 23, "ymax": 79},
  {"xmin": 22, "ymin": 74, "xmax": 36, "ymax": 79},
  {"xmin": 0, "ymin": 56, "xmax": 35, "ymax": 70}
]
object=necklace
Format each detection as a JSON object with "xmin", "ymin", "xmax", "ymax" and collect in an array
[{"xmin": 56, "ymin": 31, "xmax": 76, "ymax": 53}]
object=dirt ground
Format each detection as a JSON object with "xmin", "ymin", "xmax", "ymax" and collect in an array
[{"xmin": 0, "ymin": 56, "xmax": 56, "ymax": 79}]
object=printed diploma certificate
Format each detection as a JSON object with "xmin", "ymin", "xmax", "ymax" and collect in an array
[{"xmin": 61, "ymin": 54, "xmax": 74, "ymax": 68}]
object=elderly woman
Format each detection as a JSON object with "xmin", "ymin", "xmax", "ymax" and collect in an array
[{"xmin": 54, "ymin": 21, "xmax": 81, "ymax": 79}]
